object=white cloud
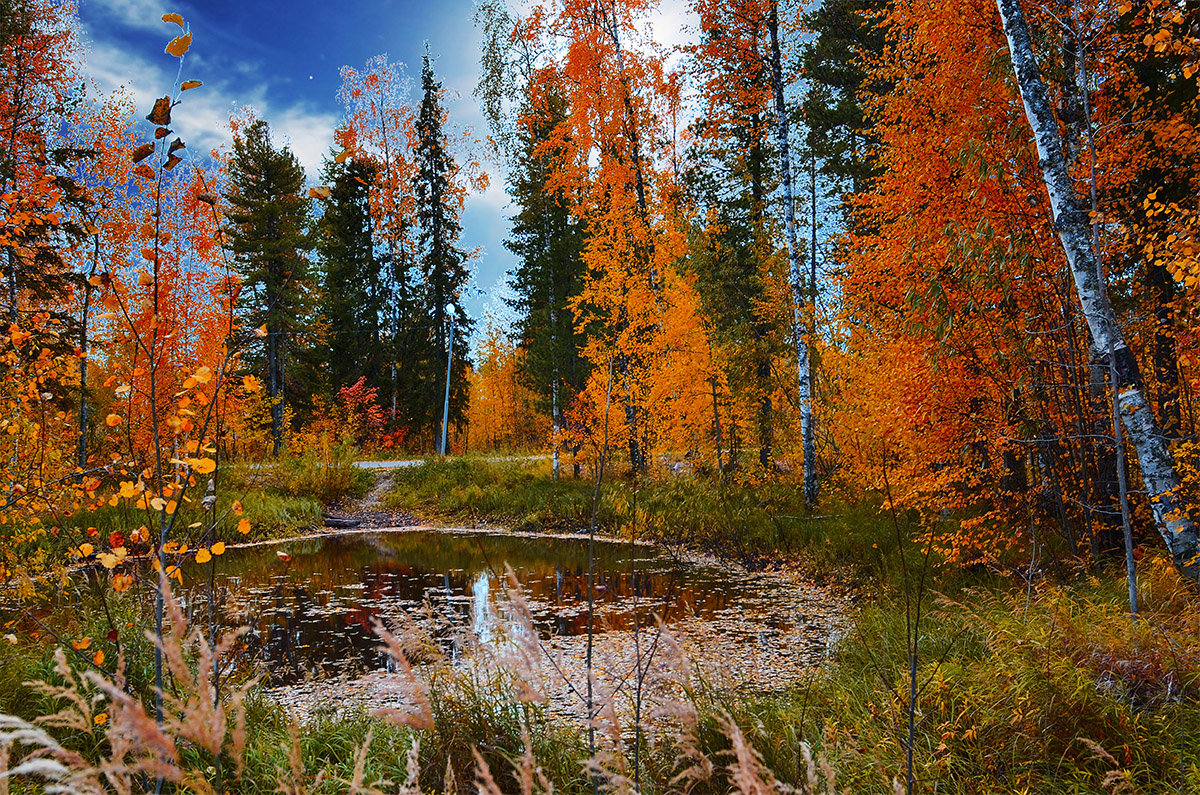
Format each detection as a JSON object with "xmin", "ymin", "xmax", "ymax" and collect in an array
[
  {"xmin": 273, "ymin": 107, "xmax": 337, "ymax": 178},
  {"xmin": 647, "ymin": 0, "xmax": 697, "ymax": 57},
  {"xmin": 82, "ymin": 34, "xmax": 334, "ymax": 179},
  {"xmin": 86, "ymin": 0, "xmax": 173, "ymax": 33}
]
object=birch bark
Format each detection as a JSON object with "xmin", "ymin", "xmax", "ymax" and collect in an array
[
  {"xmin": 995, "ymin": 0, "xmax": 1200, "ymax": 578},
  {"xmin": 767, "ymin": 1, "xmax": 817, "ymax": 505}
]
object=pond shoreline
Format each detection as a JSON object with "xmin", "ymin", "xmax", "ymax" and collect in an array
[{"xmin": 243, "ymin": 525, "xmax": 846, "ymax": 726}]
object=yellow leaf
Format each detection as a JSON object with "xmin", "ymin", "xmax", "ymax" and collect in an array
[
  {"xmin": 195, "ymin": 547, "xmax": 211, "ymax": 564},
  {"xmin": 237, "ymin": 518, "xmax": 251, "ymax": 535},
  {"xmin": 232, "ymin": 499, "xmax": 244, "ymax": 515},
  {"xmin": 193, "ymin": 366, "xmax": 213, "ymax": 384},
  {"xmin": 211, "ymin": 541, "xmax": 226, "ymax": 556},
  {"xmin": 146, "ymin": 96, "xmax": 172, "ymax": 126},
  {"xmin": 97, "ymin": 552, "xmax": 118, "ymax": 569},
  {"xmin": 93, "ymin": 712, "xmax": 108, "ymax": 726},
  {"xmin": 79, "ymin": 543, "xmax": 94, "ymax": 557},
  {"xmin": 189, "ymin": 457, "xmax": 216, "ymax": 475},
  {"xmin": 72, "ymin": 636, "xmax": 91, "ymax": 650},
  {"xmin": 334, "ymin": 149, "xmax": 352, "ymax": 164},
  {"xmin": 93, "ymin": 649, "xmax": 105, "ymax": 666},
  {"xmin": 255, "ymin": 324, "xmax": 268, "ymax": 338},
  {"xmin": 161, "ymin": 12, "xmax": 184, "ymax": 28},
  {"xmin": 181, "ymin": 80, "xmax": 202, "ymax": 90},
  {"xmin": 242, "ymin": 375, "xmax": 262, "ymax": 393},
  {"xmin": 165, "ymin": 32, "xmax": 192, "ymax": 58},
  {"xmin": 308, "ymin": 185, "xmax": 332, "ymax": 200},
  {"xmin": 105, "ymin": 413, "xmax": 122, "ymax": 427},
  {"xmin": 112, "ymin": 573, "xmax": 133, "ymax": 592}
]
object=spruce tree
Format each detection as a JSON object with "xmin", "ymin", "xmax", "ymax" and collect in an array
[
  {"xmin": 504, "ymin": 91, "xmax": 589, "ymax": 473},
  {"xmin": 686, "ymin": 2, "xmax": 782, "ymax": 472},
  {"xmin": 414, "ymin": 52, "xmax": 472, "ymax": 447},
  {"xmin": 316, "ymin": 151, "xmax": 385, "ymax": 393},
  {"xmin": 801, "ymin": 1, "xmax": 887, "ymax": 201},
  {"xmin": 224, "ymin": 119, "xmax": 317, "ymax": 456}
]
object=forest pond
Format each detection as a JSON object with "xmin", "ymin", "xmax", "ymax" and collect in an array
[{"xmin": 64, "ymin": 530, "xmax": 841, "ymax": 721}]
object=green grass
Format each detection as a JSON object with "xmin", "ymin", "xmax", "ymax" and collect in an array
[
  {"xmin": 6, "ymin": 456, "xmax": 1200, "ymax": 792},
  {"xmin": 383, "ymin": 456, "xmax": 913, "ymax": 580}
]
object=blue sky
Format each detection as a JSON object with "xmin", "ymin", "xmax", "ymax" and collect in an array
[
  {"xmin": 76, "ymin": 0, "xmax": 695, "ymax": 342},
  {"xmin": 76, "ymin": 0, "xmax": 519, "ymax": 336}
]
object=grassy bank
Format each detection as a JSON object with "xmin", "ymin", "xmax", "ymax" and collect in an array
[
  {"xmin": 376, "ymin": 457, "xmax": 1200, "ymax": 791},
  {"xmin": 3, "ymin": 458, "xmax": 1199, "ymax": 791},
  {"xmin": 384, "ymin": 456, "xmax": 907, "ymax": 580},
  {"xmin": 11, "ymin": 445, "xmax": 376, "ymax": 571}
]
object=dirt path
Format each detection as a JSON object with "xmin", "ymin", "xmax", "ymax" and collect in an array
[{"xmin": 323, "ymin": 469, "xmax": 418, "ymax": 529}]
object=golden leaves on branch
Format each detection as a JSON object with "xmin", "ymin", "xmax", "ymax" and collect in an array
[
  {"xmin": 165, "ymin": 32, "xmax": 192, "ymax": 58},
  {"xmin": 131, "ymin": 143, "xmax": 155, "ymax": 164},
  {"xmin": 146, "ymin": 97, "xmax": 172, "ymax": 126}
]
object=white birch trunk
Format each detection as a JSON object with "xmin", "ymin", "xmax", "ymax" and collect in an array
[
  {"xmin": 768, "ymin": 2, "xmax": 817, "ymax": 505},
  {"xmin": 996, "ymin": 0, "xmax": 1200, "ymax": 578}
]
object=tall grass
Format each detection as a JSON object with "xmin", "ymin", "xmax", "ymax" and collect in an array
[{"xmin": 384, "ymin": 457, "xmax": 905, "ymax": 579}]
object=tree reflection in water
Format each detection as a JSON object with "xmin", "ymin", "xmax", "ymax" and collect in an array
[{"xmin": 179, "ymin": 531, "xmax": 769, "ymax": 686}]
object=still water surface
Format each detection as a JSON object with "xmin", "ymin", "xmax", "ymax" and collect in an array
[{"xmin": 177, "ymin": 530, "xmax": 827, "ymax": 687}]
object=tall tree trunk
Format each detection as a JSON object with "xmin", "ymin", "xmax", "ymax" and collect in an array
[
  {"xmin": 767, "ymin": 1, "xmax": 817, "ymax": 505},
  {"xmin": 268, "ymin": 327, "xmax": 284, "ymax": 458},
  {"xmin": 1147, "ymin": 261, "xmax": 1182, "ymax": 437},
  {"xmin": 757, "ymin": 352, "xmax": 773, "ymax": 470},
  {"xmin": 996, "ymin": 0, "xmax": 1200, "ymax": 579},
  {"xmin": 76, "ymin": 238, "xmax": 98, "ymax": 472}
]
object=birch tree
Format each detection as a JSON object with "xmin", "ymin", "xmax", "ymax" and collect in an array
[
  {"xmin": 995, "ymin": 0, "xmax": 1200, "ymax": 579},
  {"xmin": 767, "ymin": 0, "xmax": 817, "ymax": 505}
]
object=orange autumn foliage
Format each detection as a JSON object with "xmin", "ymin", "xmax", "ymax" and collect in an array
[{"xmin": 827, "ymin": 0, "xmax": 1200, "ymax": 562}]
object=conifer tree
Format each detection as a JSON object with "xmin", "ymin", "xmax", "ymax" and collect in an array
[
  {"xmin": 414, "ymin": 52, "xmax": 473, "ymax": 446},
  {"xmin": 687, "ymin": 0, "xmax": 780, "ymax": 471},
  {"xmin": 0, "ymin": 0, "xmax": 86, "ymax": 347},
  {"xmin": 316, "ymin": 151, "xmax": 384, "ymax": 393},
  {"xmin": 224, "ymin": 118, "xmax": 317, "ymax": 456},
  {"xmin": 505, "ymin": 90, "xmax": 589, "ymax": 470},
  {"xmin": 801, "ymin": 0, "xmax": 886, "ymax": 201}
]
